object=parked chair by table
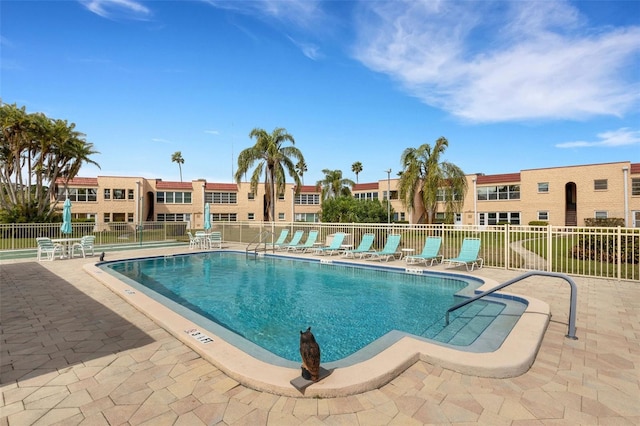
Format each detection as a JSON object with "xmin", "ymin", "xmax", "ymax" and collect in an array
[
  {"xmin": 207, "ymin": 231, "xmax": 222, "ymax": 249},
  {"xmin": 443, "ymin": 238, "xmax": 483, "ymax": 271},
  {"xmin": 405, "ymin": 236, "xmax": 442, "ymax": 266},
  {"xmin": 365, "ymin": 234, "xmax": 402, "ymax": 262},
  {"xmin": 342, "ymin": 233, "xmax": 375, "ymax": 259},
  {"xmin": 72, "ymin": 235, "xmax": 96, "ymax": 258},
  {"xmin": 187, "ymin": 231, "xmax": 202, "ymax": 249},
  {"xmin": 36, "ymin": 237, "xmax": 63, "ymax": 261}
]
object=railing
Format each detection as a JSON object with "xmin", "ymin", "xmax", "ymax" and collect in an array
[
  {"xmin": 1, "ymin": 221, "xmax": 638, "ymax": 281},
  {"xmin": 445, "ymin": 271, "xmax": 578, "ymax": 339},
  {"xmin": 246, "ymin": 230, "xmax": 273, "ymax": 256}
]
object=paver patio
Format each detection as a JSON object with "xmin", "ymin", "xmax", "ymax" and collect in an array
[{"xmin": 1, "ymin": 245, "xmax": 639, "ymax": 425}]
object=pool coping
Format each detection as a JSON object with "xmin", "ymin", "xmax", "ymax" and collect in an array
[{"xmin": 84, "ymin": 258, "xmax": 550, "ymax": 398}]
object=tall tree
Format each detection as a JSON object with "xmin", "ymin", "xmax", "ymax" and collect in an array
[
  {"xmin": 351, "ymin": 161, "xmax": 363, "ymax": 183},
  {"xmin": 398, "ymin": 137, "xmax": 467, "ymax": 224},
  {"xmin": 316, "ymin": 169, "xmax": 355, "ymax": 200},
  {"xmin": 0, "ymin": 103, "xmax": 100, "ymax": 222},
  {"xmin": 171, "ymin": 151, "xmax": 184, "ymax": 182},
  {"xmin": 235, "ymin": 127, "xmax": 304, "ymax": 221},
  {"xmin": 295, "ymin": 159, "xmax": 307, "ymax": 185}
]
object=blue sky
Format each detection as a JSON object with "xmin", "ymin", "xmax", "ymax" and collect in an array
[{"xmin": 2, "ymin": 0, "xmax": 639, "ymax": 185}]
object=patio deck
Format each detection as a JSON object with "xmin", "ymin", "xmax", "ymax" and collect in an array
[{"xmin": 1, "ymin": 245, "xmax": 639, "ymax": 425}]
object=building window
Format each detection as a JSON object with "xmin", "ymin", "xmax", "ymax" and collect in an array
[
  {"xmin": 104, "ymin": 189, "xmax": 111, "ymax": 200},
  {"xmin": 157, "ymin": 213, "xmax": 191, "ymax": 222},
  {"xmin": 278, "ymin": 212, "xmax": 285, "ymax": 220},
  {"xmin": 537, "ymin": 183, "xmax": 549, "ymax": 193},
  {"xmin": 207, "ymin": 192, "xmax": 237, "ymax": 204},
  {"xmin": 595, "ymin": 211, "xmax": 608, "ymax": 219},
  {"xmin": 113, "ymin": 189, "xmax": 126, "ymax": 200},
  {"xmin": 112, "ymin": 213, "xmax": 126, "ymax": 221},
  {"xmin": 128, "ymin": 189, "xmax": 134, "ymax": 200},
  {"xmin": 103, "ymin": 213, "xmax": 110, "ymax": 222},
  {"xmin": 59, "ymin": 188, "xmax": 98, "ymax": 202},
  {"xmin": 295, "ymin": 213, "xmax": 319, "ymax": 222},
  {"xmin": 538, "ymin": 211, "xmax": 549, "ymax": 221},
  {"xmin": 436, "ymin": 188, "xmax": 462, "ymax": 202},
  {"xmin": 354, "ymin": 192, "xmax": 378, "ymax": 201},
  {"xmin": 632, "ymin": 178, "xmax": 640, "ymax": 196},
  {"xmin": 157, "ymin": 191, "xmax": 192, "ymax": 204},
  {"xmin": 127, "ymin": 213, "xmax": 134, "ymax": 222},
  {"xmin": 478, "ymin": 212, "xmax": 521, "ymax": 225},
  {"xmin": 383, "ymin": 190, "xmax": 399, "ymax": 201},
  {"xmin": 295, "ymin": 194, "xmax": 320, "ymax": 205},
  {"xmin": 278, "ymin": 193, "xmax": 285, "ymax": 201},
  {"xmin": 477, "ymin": 185, "xmax": 520, "ymax": 200},
  {"xmin": 248, "ymin": 213, "xmax": 254, "ymax": 220},
  {"xmin": 211, "ymin": 213, "xmax": 237, "ymax": 222},
  {"xmin": 248, "ymin": 192, "xmax": 255, "ymax": 200},
  {"xmin": 594, "ymin": 179, "xmax": 608, "ymax": 190}
]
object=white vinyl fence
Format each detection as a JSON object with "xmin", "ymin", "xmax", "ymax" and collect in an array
[{"xmin": 1, "ymin": 221, "xmax": 638, "ymax": 281}]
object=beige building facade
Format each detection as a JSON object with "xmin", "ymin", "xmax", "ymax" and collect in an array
[{"xmin": 54, "ymin": 161, "xmax": 640, "ymax": 228}]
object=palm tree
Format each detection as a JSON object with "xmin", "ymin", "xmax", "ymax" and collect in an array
[
  {"xmin": 235, "ymin": 127, "xmax": 304, "ymax": 222},
  {"xmin": 398, "ymin": 137, "xmax": 467, "ymax": 224},
  {"xmin": 316, "ymin": 169, "xmax": 355, "ymax": 200},
  {"xmin": 171, "ymin": 151, "xmax": 184, "ymax": 182},
  {"xmin": 351, "ymin": 161, "xmax": 363, "ymax": 183},
  {"xmin": 295, "ymin": 159, "xmax": 307, "ymax": 185}
]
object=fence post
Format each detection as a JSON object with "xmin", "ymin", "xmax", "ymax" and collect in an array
[
  {"xmin": 504, "ymin": 224, "xmax": 509, "ymax": 270},
  {"xmin": 617, "ymin": 226, "xmax": 622, "ymax": 281},
  {"xmin": 547, "ymin": 225, "xmax": 553, "ymax": 272}
]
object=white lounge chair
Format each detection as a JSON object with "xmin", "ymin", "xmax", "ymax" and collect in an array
[
  {"xmin": 36, "ymin": 237, "xmax": 63, "ymax": 261},
  {"xmin": 72, "ymin": 235, "xmax": 96, "ymax": 258}
]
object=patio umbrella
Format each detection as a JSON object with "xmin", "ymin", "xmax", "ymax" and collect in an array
[
  {"xmin": 60, "ymin": 199, "xmax": 73, "ymax": 235},
  {"xmin": 204, "ymin": 203, "xmax": 211, "ymax": 230}
]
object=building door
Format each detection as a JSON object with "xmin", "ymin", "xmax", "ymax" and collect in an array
[{"xmin": 565, "ymin": 182, "xmax": 577, "ymax": 226}]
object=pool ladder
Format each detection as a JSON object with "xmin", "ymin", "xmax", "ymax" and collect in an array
[
  {"xmin": 445, "ymin": 271, "xmax": 578, "ymax": 340},
  {"xmin": 246, "ymin": 230, "xmax": 274, "ymax": 258}
]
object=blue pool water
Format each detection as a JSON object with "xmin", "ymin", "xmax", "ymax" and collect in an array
[{"xmin": 103, "ymin": 252, "xmax": 506, "ymax": 363}]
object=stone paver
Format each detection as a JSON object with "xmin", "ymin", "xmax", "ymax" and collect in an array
[{"xmin": 1, "ymin": 245, "xmax": 639, "ymax": 425}]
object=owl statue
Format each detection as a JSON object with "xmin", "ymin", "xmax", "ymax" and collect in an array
[{"xmin": 299, "ymin": 327, "xmax": 321, "ymax": 382}]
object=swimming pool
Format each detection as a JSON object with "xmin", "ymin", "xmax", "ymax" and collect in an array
[{"xmin": 101, "ymin": 251, "xmax": 520, "ymax": 365}]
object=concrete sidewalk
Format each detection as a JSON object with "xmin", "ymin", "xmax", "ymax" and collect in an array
[{"xmin": 1, "ymin": 246, "xmax": 639, "ymax": 425}]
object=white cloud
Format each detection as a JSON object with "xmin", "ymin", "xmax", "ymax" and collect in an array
[
  {"xmin": 556, "ymin": 128, "xmax": 640, "ymax": 148},
  {"xmin": 204, "ymin": 130, "xmax": 220, "ymax": 135},
  {"xmin": 151, "ymin": 138, "xmax": 171, "ymax": 144},
  {"xmin": 352, "ymin": 0, "xmax": 640, "ymax": 123},
  {"xmin": 79, "ymin": 0, "xmax": 151, "ymax": 20}
]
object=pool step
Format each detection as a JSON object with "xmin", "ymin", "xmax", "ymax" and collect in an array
[{"xmin": 423, "ymin": 301, "xmax": 508, "ymax": 346}]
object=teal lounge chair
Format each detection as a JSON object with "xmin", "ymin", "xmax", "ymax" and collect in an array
[
  {"xmin": 312, "ymin": 232, "xmax": 346, "ymax": 256},
  {"xmin": 266, "ymin": 229, "xmax": 289, "ymax": 249},
  {"xmin": 343, "ymin": 233, "xmax": 375, "ymax": 258},
  {"xmin": 405, "ymin": 236, "xmax": 442, "ymax": 266},
  {"xmin": 278, "ymin": 230, "xmax": 304, "ymax": 251},
  {"xmin": 287, "ymin": 230, "xmax": 319, "ymax": 252},
  {"xmin": 366, "ymin": 234, "xmax": 401, "ymax": 262},
  {"xmin": 443, "ymin": 238, "xmax": 483, "ymax": 271}
]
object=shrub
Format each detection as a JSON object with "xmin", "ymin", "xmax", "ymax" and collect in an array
[
  {"xmin": 584, "ymin": 218, "xmax": 625, "ymax": 227},
  {"xmin": 528, "ymin": 220, "xmax": 548, "ymax": 226}
]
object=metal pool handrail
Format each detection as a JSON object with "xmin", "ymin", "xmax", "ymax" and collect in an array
[
  {"xmin": 445, "ymin": 271, "xmax": 578, "ymax": 340},
  {"xmin": 246, "ymin": 230, "xmax": 274, "ymax": 256}
]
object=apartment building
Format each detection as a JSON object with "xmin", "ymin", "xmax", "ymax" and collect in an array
[{"xmin": 54, "ymin": 161, "xmax": 640, "ymax": 228}]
